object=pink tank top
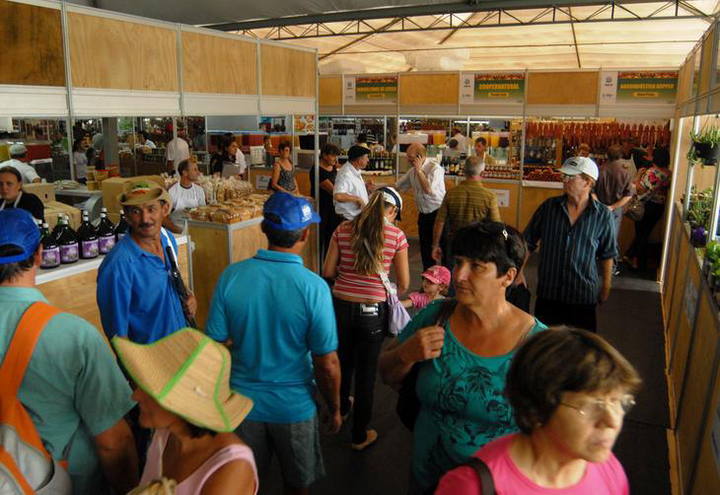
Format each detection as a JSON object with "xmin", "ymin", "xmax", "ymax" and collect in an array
[{"xmin": 140, "ymin": 429, "xmax": 258, "ymax": 495}]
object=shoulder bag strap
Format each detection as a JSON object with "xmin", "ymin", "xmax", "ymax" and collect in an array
[
  {"xmin": 362, "ymin": 238, "xmax": 395, "ymax": 296},
  {"xmin": 463, "ymin": 457, "xmax": 496, "ymax": 495},
  {"xmin": 0, "ymin": 301, "xmax": 62, "ymax": 396}
]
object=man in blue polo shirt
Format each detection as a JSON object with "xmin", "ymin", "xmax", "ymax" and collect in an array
[
  {"xmin": 207, "ymin": 192, "xmax": 341, "ymax": 495},
  {"xmin": 97, "ymin": 180, "xmax": 196, "ymax": 343}
]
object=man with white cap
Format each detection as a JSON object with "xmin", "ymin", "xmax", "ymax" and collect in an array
[
  {"xmin": 0, "ymin": 208, "xmax": 138, "ymax": 494},
  {"xmin": 524, "ymin": 156, "xmax": 617, "ymax": 332},
  {"xmin": 0, "ymin": 143, "xmax": 41, "ymax": 184},
  {"xmin": 97, "ymin": 179, "xmax": 196, "ymax": 344},
  {"xmin": 207, "ymin": 192, "xmax": 341, "ymax": 495}
]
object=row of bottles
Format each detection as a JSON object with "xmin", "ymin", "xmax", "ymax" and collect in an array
[
  {"xmin": 39, "ymin": 208, "xmax": 129, "ymax": 269},
  {"xmin": 367, "ymin": 151, "xmax": 394, "ymax": 171},
  {"xmin": 441, "ymin": 155, "xmax": 466, "ymax": 176}
]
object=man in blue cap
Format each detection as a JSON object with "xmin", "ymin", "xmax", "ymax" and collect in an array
[
  {"xmin": 0, "ymin": 209, "xmax": 138, "ymax": 494},
  {"xmin": 206, "ymin": 192, "xmax": 341, "ymax": 495}
]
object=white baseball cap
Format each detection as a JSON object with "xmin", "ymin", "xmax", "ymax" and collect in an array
[{"xmin": 558, "ymin": 156, "xmax": 599, "ymax": 181}]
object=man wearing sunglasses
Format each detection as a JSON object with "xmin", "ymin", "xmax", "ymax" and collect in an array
[{"xmin": 523, "ymin": 156, "xmax": 617, "ymax": 332}]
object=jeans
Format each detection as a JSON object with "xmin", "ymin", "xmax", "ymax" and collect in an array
[
  {"xmin": 333, "ymin": 297, "xmax": 388, "ymax": 443},
  {"xmin": 534, "ymin": 297, "xmax": 598, "ymax": 332},
  {"xmin": 611, "ymin": 208, "xmax": 623, "ymax": 264},
  {"xmin": 418, "ymin": 209, "xmax": 441, "ymax": 271}
]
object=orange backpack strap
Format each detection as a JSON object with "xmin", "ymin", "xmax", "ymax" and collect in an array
[{"xmin": 0, "ymin": 301, "xmax": 62, "ymax": 396}]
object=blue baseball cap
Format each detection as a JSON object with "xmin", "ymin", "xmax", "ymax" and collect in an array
[
  {"xmin": 263, "ymin": 192, "xmax": 320, "ymax": 231},
  {"xmin": 0, "ymin": 209, "xmax": 41, "ymax": 263}
]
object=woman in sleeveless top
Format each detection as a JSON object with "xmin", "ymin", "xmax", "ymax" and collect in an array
[
  {"xmin": 112, "ymin": 328, "xmax": 258, "ymax": 494},
  {"xmin": 270, "ymin": 140, "xmax": 298, "ymax": 194}
]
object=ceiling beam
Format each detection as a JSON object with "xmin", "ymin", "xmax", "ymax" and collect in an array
[
  {"xmin": 203, "ymin": 1, "xmax": 655, "ymax": 32},
  {"xmin": 318, "ymin": 17, "xmax": 403, "ymax": 60}
]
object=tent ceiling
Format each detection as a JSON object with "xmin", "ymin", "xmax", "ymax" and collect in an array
[{"xmin": 69, "ymin": 1, "xmax": 719, "ymax": 71}]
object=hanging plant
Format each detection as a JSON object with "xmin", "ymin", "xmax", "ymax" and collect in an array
[{"xmin": 688, "ymin": 125, "xmax": 720, "ymax": 165}]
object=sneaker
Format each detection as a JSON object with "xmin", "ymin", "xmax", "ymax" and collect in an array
[
  {"xmin": 351, "ymin": 429, "xmax": 378, "ymax": 451},
  {"xmin": 342, "ymin": 396, "xmax": 354, "ymax": 422},
  {"xmin": 613, "ymin": 266, "xmax": 621, "ymax": 276}
]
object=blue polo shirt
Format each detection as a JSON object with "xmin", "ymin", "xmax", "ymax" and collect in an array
[
  {"xmin": 206, "ymin": 249, "xmax": 338, "ymax": 423},
  {"xmin": 97, "ymin": 231, "xmax": 186, "ymax": 343}
]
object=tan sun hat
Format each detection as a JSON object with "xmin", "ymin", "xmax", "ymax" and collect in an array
[
  {"xmin": 118, "ymin": 179, "xmax": 171, "ymax": 207},
  {"xmin": 112, "ymin": 328, "xmax": 253, "ymax": 432}
]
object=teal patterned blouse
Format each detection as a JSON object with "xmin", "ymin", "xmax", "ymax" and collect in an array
[{"xmin": 397, "ymin": 300, "xmax": 547, "ymax": 491}]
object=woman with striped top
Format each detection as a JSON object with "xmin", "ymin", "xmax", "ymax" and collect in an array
[{"xmin": 322, "ymin": 187, "xmax": 410, "ymax": 450}]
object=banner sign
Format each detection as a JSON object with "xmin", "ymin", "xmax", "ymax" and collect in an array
[
  {"xmin": 602, "ymin": 71, "xmax": 678, "ymax": 105},
  {"xmin": 460, "ymin": 72, "xmax": 525, "ymax": 104},
  {"xmin": 344, "ymin": 75, "xmax": 397, "ymax": 105}
]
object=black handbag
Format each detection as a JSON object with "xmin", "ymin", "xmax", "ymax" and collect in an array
[
  {"xmin": 396, "ymin": 299, "xmax": 457, "ymax": 431},
  {"xmin": 463, "ymin": 457, "xmax": 496, "ymax": 495}
]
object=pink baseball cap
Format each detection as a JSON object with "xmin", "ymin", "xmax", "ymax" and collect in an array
[{"xmin": 422, "ymin": 265, "xmax": 451, "ymax": 286}]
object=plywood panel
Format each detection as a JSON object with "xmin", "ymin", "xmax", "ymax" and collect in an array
[
  {"xmin": 519, "ymin": 185, "xmax": 560, "ymax": 230},
  {"xmin": 183, "ymin": 32, "xmax": 256, "ymax": 94},
  {"xmin": 69, "ymin": 12, "xmax": 178, "ymax": 91},
  {"xmin": 527, "ymin": 72, "xmax": 598, "ymax": 105},
  {"xmin": 663, "ymin": 211, "xmax": 683, "ymax": 320},
  {"xmin": 189, "ymin": 224, "xmax": 230, "ymax": 329},
  {"xmin": 676, "ymin": 288, "xmax": 718, "ymax": 492},
  {"xmin": 699, "ymin": 27, "xmax": 716, "ymax": 95},
  {"xmin": 0, "ymin": 0, "xmax": 64, "ymax": 86},
  {"xmin": 319, "ymin": 76, "xmax": 342, "ymax": 106},
  {"xmin": 486, "ymin": 181, "xmax": 520, "ymax": 229},
  {"xmin": 399, "ymin": 73, "xmax": 459, "ymax": 105},
  {"xmin": 261, "ymin": 45, "xmax": 316, "ymax": 97}
]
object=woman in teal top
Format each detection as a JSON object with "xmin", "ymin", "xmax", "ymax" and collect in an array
[{"xmin": 380, "ymin": 221, "xmax": 547, "ymax": 493}]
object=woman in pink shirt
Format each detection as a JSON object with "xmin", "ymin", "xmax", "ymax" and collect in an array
[
  {"xmin": 436, "ymin": 327, "xmax": 641, "ymax": 495},
  {"xmin": 113, "ymin": 328, "xmax": 258, "ymax": 495}
]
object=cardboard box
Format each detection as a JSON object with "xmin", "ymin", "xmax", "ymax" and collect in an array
[
  {"xmin": 44, "ymin": 201, "xmax": 81, "ymax": 230},
  {"xmin": 101, "ymin": 175, "xmax": 164, "ymax": 214},
  {"xmin": 23, "ymin": 182, "xmax": 56, "ymax": 203}
]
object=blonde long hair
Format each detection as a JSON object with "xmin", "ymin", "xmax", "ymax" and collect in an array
[{"xmin": 350, "ymin": 191, "xmax": 395, "ymax": 275}]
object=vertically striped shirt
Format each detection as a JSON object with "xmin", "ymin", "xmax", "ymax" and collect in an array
[
  {"xmin": 524, "ymin": 195, "xmax": 617, "ymax": 305},
  {"xmin": 332, "ymin": 221, "xmax": 409, "ymax": 301}
]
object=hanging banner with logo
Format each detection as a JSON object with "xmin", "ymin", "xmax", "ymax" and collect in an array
[
  {"xmin": 460, "ymin": 72, "xmax": 525, "ymax": 105},
  {"xmin": 601, "ymin": 71, "xmax": 678, "ymax": 105},
  {"xmin": 344, "ymin": 75, "xmax": 398, "ymax": 105}
]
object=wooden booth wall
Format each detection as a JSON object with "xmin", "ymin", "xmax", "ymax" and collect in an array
[
  {"xmin": 698, "ymin": 25, "xmax": 716, "ymax": 96},
  {"xmin": 261, "ymin": 45, "xmax": 316, "ymax": 98},
  {"xmin": 182, "ymin": 32, "xmax": 257, "ymax": 95},
  {"xmin": 319, "ymin": 76, "xmax": 342, "ymax": 107},
  {"xmin": 68, "ymin": 12, "xmax": 178, "ymax": 91},
  {"xmin": 0, "ymin": 0, "xmax": 65, "ymax": 86},
  {"xmin": 526, "ymin": 72, "xmax": 599, "ymax": 105},
  {"xmin": 399, "ymin": 73, "xmax": 459, "ymax": 105}
]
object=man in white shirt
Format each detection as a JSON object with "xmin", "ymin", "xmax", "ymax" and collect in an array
[
  {"xmin": 452, "ymin": 127, "xmax": 467, "ymax": 154},
  {"xmin": 0, "ymin": 144, "xmax": 40, "ymax": 184},
  {"xmin": 164, "ymin": 158, "xmax": 206, "ymax": 233},
  {"xmin": 473, "ymin": 136, "xmax": 497, "ymax": 166},
  {"xmin": 395, "ymin": 142, "xmax": 446, "ymax": 270},
  {"xmin": 166, "ymin": 127, "xmax": 190, "ymax": 175},
  {"xmin": 334, "ymin": 145, "xmax": 373, "ymax": 221}
]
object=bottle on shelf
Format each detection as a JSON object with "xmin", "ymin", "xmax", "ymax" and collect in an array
[
  {"xmin": 114, "ymin": 212, "xmax": 130, "ymax": 242},
  {"xmin": 56, "ymin": 215, "xmax": 79, "ymax": 264},
  {"xmin": 77, "ymin": 211, "xmax": 99, "ymax": 259},
  {"xmin": 40, "ymin": 222, "xmax": 60, "ymax": 269},
  {"xmin": 97, "ymin": 208, "xmax": 116, "ymax": 254}
]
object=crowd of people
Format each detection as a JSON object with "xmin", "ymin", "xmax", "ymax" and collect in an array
[{"xmin": 1, "ymin": 134, "xmax": 668, "ymax": 494}]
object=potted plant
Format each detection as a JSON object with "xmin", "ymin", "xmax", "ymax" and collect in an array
[
  {"xmin": 687, "ymin": 187, "xmax": 714, "ymax": 247},
  {"xmin": 689, "ymin": 126, "xmax": 720, "ymax": 165}
]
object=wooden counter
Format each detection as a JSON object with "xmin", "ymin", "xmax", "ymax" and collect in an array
[
  {"xmin": 37, "ymin": 235, "xmax": 190, "ymax": 331},
  {"xmin": 188, "ymin": 217, "xmax": 318, "ymax": 328}
]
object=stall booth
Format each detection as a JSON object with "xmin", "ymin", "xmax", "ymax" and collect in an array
[
  {"xmin": 321, "ymin": 70, "xmax": 677, "ymax": 252},
  {"xmin": 660, "ymin": 20, "xmax": 720, "ymax": 495},
  {"xmin": 0, "ymin": 0, "xmax": 319, "ymax": 330}
]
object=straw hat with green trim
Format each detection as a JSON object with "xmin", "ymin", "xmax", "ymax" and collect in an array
[
  {"xmin": 112, "ymin": 328, "xmax": 253, "ymax": 432},
  {"xmin": 118, "ymin": 179, "xmax": 171, "ymax": 207}
]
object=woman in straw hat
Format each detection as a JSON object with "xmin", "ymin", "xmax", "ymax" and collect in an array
[{"xmin": 113, "ymin": 328, "xmax": 257, "ymax": 494}]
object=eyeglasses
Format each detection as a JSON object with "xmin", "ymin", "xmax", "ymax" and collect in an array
[
  {"xmin": 560, "ymin": 395, "xmax": 636, "ymax": 421},
  {"xmin": 561, "ymin": 173, "xmax": 577, "ymax": 182}
]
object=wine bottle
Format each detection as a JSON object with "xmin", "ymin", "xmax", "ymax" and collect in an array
[
  {"xmin": 114, "ymin": 211, "xmax": 130, "ymax": 241},
  {"xmin": 51, "ymin": 213, "xmax": 64, "ymax": 242},
  {"xmin": 57, "ymin": 216, "xmax": 79, "ymax": 264},
  {"xmin": 97, "ymin": 210, "xmax": 116, "ymax": 254},
  {"xmin": 40, "ymin": 222, "xmax": 60, "ymax": 269},
  {"xmin": 77, "ymin": 211, "xmax": 99, "ymax": 259}
]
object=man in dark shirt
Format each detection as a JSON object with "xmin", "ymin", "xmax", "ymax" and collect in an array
[
  {"xmin": 524, "ymin": 156, "xmax": 617, "ymax": 332},
  {"xmin": 0, "ymin": 166, "xmax": 44, "ymax": 222},
  {"xmin": 595, "ymin": 145, "xmax": 635, "ymax": 274}
]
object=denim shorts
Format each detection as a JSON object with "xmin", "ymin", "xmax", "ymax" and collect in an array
[{"xmin": 236, "ymin": 414, "xmax": 325, "ymax": 489}]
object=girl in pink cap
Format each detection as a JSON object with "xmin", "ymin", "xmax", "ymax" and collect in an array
[{"xmin": 402, "ymin": 265, "xmax": 451, "ymax": 311}]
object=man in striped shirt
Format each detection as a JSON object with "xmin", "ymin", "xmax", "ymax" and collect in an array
[{"xmin": 524, "ymin": 156, "xmax": 617, "ymax": 332}]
